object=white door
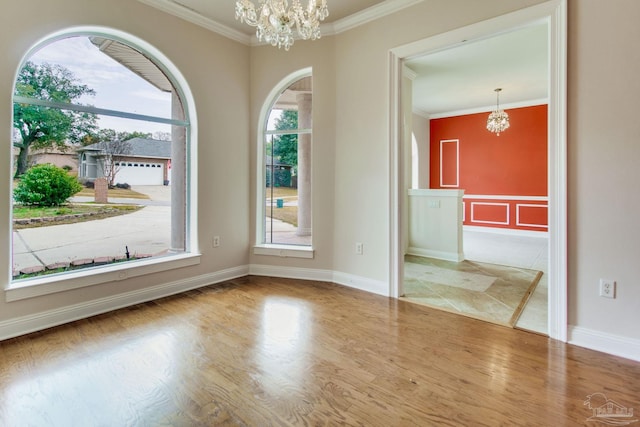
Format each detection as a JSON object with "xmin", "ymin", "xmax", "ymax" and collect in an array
[{"xmin": 114, "ymin": 162, "xmax": 164, "ymax": 185}]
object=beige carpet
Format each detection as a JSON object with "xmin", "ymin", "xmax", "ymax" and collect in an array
[{"xmin": 402, "ymin": 255, "xmax": 542, "ymax": 327}]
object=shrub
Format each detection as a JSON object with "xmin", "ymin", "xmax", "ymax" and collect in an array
[
  {"xmin": 13, "ymin": 164, "xmax": 83, "ymax": 207},
  {"xmin": 115, "ymin": 183, "xmax": 131, "ymax": 190}
]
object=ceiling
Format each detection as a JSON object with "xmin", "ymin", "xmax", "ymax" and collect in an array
[
  {"xmin": 405, "ymin": 22, "xmax": 549, "ymax": 117},
  {"xmin": 138, "ymin": 0, "xmax": 549, "ymax": 116},
  {"xmin": 137, "ymin": 0, "xmax": 419, "ymax": 43}
]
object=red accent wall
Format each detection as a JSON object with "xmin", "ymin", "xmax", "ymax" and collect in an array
[{"xmin": 430, "ymin": 104, "xmax": 548, "ymax": 231}]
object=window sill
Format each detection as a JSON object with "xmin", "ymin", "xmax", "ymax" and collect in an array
[
  {"xmin": 5, "ymin": 253, "xmax": 201, "ymax": 302},
  {"xmin": 253, "ymin": 244, "xmax": 314, "ymax": 259}
]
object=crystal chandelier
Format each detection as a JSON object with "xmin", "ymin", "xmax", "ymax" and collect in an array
[
  {"xmin": 235, "ymin": 0, "xmax": 329, "ymax": 50},
  {"xmin": 486, "ymin": 88, "xmax": 510, "ymax": 136}
]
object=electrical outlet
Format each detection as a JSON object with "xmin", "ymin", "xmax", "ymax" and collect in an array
[
  {"xmin": 599, "ymin": 279, "xmax": 615, "ymax": 299},
  {"xmin": 355, "ymin": 242, "xmax": 363, "ymax": 255},
  {"xmin": 213, "ymin": 236, "xmax": 220, "ymax": 248}
]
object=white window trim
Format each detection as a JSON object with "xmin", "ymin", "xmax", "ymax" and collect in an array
[
  {"xmin": 6, "ymin": 253, "xmax": 201, "ymax": 302},
  {"xmin": 255, "ymin": 67, "xmax": 313, "ymax": 257},
  {"xmin": 8, "ymin": 26, "xmax": 199, "ymax": 297},
  {"xmin": 253, "ymin": 245, "xmax": 314, "ymax": 259}
]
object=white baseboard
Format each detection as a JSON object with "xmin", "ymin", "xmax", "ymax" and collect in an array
[
  {"xmin": 249, "ymin": 264, "xmax": 389, "ymax": 296},
  {"xmin": 0, "ymin": 265, "xmax": 249, "ymax": 341},
  {"xmin": 249, "ymin": 264, "xmax": 333, "ymax": 282},
  {"xmin": 569, "ymin": 325, "xmax": 640, "ymax": 362},
  {"xmin": 1, "ymin": 265, "xmax": 388, "ymax": 341},
  {"xmin": 464, "ymin": 225, "xmax": 549, "ymax": 238},
  {"xmin": 407, "ymin": 247, "xmax": 464, "ymax": 262},
  {"xmin": 332, "ymin": 271, "xmax": 390, "ymax": 297}
]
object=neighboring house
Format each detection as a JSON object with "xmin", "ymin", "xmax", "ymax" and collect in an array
[
  {"xmin": 12, "ymin": 144, "xmax": 79, "ymax": 175},
  {"xmin": 77, "ymin": 137, "xmax": 171, "ymax": 186}
]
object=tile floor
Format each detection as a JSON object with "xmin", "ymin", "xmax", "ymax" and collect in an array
[
  {"xmin": 403, "ymin": 229, "xmax": 548, "ymax": 334},
  {"xmin": 460, "ymin": 229, "xmax": 548, "ymax": 334}
]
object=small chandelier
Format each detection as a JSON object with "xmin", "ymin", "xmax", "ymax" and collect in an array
[
  {"xmin": 235, "ymin": 0, "xmax": 329, "ymax": 51},
  {"xmin": 486, "ymin": 88, "xmax": 510, "ymax": 136}
]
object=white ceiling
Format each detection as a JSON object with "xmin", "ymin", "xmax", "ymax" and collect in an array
[
  {"xmin": 406, "ymin": 22, "xmax": 549, "ymax": 117},
  {"xmin": 138, "ymin": 0, "xmax": 549, "ymax": 116},
  {"xmin": 137, "ymin": 0, "xmax": 420, "ymax": 43}
]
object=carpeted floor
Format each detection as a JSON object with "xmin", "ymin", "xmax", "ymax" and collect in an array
[{"xmin": 402, "ymin": 255, "xmax": 542, "ymax": 327}]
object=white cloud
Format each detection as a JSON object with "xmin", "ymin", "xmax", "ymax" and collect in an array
[{"xmin": 26, "ymin": 36, "xmax": 172, "ymax": 133}]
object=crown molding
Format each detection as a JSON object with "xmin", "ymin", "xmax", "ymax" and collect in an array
[
  {"xmin": 139, "ymin": 0, "xmax": 424, "ymax": 46},
  {"xmin": 330, "ymin": 0, "xmax": 425, "ymax": 35},
  {"xmin": 428, "ymin": 98, "xmax": 549, "ymax": 119},
  {"xmin": 412, "ymin": 108, "xmax": 430, "ymax": 119},
  {"xmin": 137, "ymin": 0, "xmax": 251, "ymax": 45}
]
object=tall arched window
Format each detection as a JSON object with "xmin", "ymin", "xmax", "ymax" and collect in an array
[
  {"xmin": 255, "ymin": 69, "xmax": 313, "ymax": 257},
  {"xmin": 9, "ymin": 28, "xmax": 198, "ymax": 299}
]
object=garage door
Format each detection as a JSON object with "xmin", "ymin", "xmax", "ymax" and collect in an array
[{"xmin": 114, "ymin": 162, "xmax": 164, "ymax": 185}]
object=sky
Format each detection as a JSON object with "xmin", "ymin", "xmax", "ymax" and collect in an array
[{"xmin": 26, "ymin": 36, "xmax": 172, "ymax": 136}]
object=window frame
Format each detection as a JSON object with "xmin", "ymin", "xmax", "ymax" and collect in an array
[
  {"xmin": 7, "ymin": 26, "xmax": 200, "ymax": 301},
  {"xmin": 254, "ymin": 68, "xmax": 314, "ymax": 258}
]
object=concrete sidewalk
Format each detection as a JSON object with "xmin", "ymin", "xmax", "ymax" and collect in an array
[{"xmin": 12, "ymin": 186, "xmax": 171, "ymax": 275}]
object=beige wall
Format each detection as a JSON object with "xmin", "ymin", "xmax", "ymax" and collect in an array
[
  {"xmin": 331, "ymin": 0, "xmax": 545, "ymax": 284},
  {"xmin": 568, "ymin": 0, "xmax": 640, "ymax": 340},
  {"xmin": 0, "ymin": 0, "xmax": 250, "ymax": 322},
  {"xmin": 3, "ymin": 0, "xmax": 640, "ymax": 353}
]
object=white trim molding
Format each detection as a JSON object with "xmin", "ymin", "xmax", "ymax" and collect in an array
[
  {"xmin": 1, "ymin": 265, "xmax": 390, "ymax": 342},
  {"xmin": 569, "ymin": 326, "xmax": 640, "ymax": 363},
  {"xmin": 464, "ymin": 225, "xmax": 548, "ymax": 238},
  {"xmin": 136, "ymin": 0, "xmax": 251, "ymax": 45},
  {"xmin": 137, "ymin": 0, "xmax": 424, "ymax": 46},
  {"xmin": 0, "ymin": 265, "xmax": 249, "ymax": 341},
  {"xmin": 389, "ymin": 0, "xmax": 567, "ymax": 341},
  {"xmin": 406, "ymin": 247, "xmax": 464, "ymax": 263},
  {"xmin": 439, "ymin": 139, "xmax": 459, "ymax": 187},
  {"xmin": 249, "ymin": 264, "xmax": 332, "ymax": 282},
  {"xmin": 332, "ymin": 271, "xmax": 390, "ymax": 297},
  {"xmin": 331, "ymin": 0, "xmax": 424, "ymax": 35},
  {"xmin": 470, "ymin": 202, "xmax": 510, "ymax": 225},
  {"xmin": 249, "ymin": 265, "xmax": 389, "ymax": 297},
  {"xmin": 516, "ymin": 203, "xmax": 549, "ymax": 228}
]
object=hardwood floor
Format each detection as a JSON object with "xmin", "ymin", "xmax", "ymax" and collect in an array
[{"xmin": 1, "ymin": 276, "xmax": 638, "ymax": 426}]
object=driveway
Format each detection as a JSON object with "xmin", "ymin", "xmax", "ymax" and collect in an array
[{"xmin": 12, "ymin": 186, "xmax": 171, "ymax": 275}]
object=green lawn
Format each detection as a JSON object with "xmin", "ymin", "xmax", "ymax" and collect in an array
[
  {"xmin": 265, "ymin": 186, "xmax": 298, "ymax": 226},
  {"xmin": 13, "ymin": 204, "xmax": 141, "ymax": 229}
]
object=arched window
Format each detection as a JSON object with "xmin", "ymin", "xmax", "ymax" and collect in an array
[
  {"xmin": 9, "ymin": 28, "xmax": 198, "ymax": 299},
  {"xmin": 255, "ymin": 69, "xmax": 313, "ymax": 258}
]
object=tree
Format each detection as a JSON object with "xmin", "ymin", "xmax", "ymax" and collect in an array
[
  {"xmin": 13, "ymin": 61, "xmax": 97, "ymax": 177},
  {"xmin": 81, "ymin": 129, "xmax": 151, "ymax": 146},
  {"xmin": 97, "ymin": 139, "xmax": 133, "ymax": 186},
  {"xmin": 272, "ymin": 109, "xmax": 298, "ymax": 168},
  {"xmin": 152, "ymin": 131, "xmax": 172, "ymax": 141}
]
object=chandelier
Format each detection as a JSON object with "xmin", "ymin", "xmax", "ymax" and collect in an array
[
  {"xmin": 235, "ymin": 0, "xmax": 329, "ymax": 50},
  {"xmin": 486, "ymin": 88, "xmax": 510, "ymax": 136}
]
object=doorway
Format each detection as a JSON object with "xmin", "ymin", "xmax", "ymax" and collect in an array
[{"xmin": 389, "ymin": 0, "xmax": 567, "ymax": 341}]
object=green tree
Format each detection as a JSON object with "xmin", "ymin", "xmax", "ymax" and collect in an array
[
  {"xmin": 272, "ymin": 109, "xmax": 298, "ymax": 168},
  {"xmin": 13, "ymin": 61, "xmax": 98, "ymax": 177},
  {"xmin": 81, "ymin": 129, "xmax": 152, "ymax": 146},
  {"xmin": 13, "ymin": 164, "xmax": 82, "ymax": 207}
]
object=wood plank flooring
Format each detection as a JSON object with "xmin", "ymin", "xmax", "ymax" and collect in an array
[{"xmin": 0, "ymin": 276, "xmax": 638, "ymax": 426}]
